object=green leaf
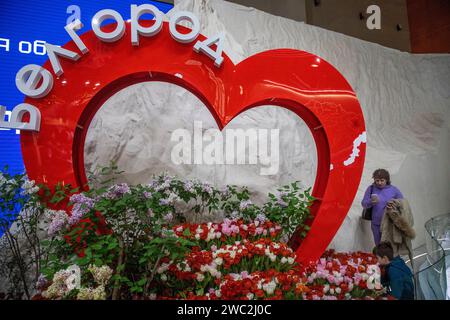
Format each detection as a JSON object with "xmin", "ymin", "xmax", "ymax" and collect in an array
[
  {"xmin": 196, "ymin": 288, "xmax": 204, "ymax": 296},
  {"xmin": 182, "ymin": 228, "xmax": 191, "ymax": 236}
]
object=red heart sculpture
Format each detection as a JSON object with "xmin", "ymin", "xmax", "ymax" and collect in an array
[{"xmin": 21, "ymin": 23, "xmax": 365, "ymax": 263}]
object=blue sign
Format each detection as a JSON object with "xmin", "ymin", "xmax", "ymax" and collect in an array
[{"xmin": 0, "ymin": 1, "xmax": 173, "ymax": 233}]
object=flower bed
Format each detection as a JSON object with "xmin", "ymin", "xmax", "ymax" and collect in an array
[{"xmin": 1, "ymin": 167, "xmax": 392, "ymax": 300}]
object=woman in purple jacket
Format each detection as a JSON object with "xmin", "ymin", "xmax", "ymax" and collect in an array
[{"xmin": 361, "ymin": 169, "xmax": 404, "ymax": 245}]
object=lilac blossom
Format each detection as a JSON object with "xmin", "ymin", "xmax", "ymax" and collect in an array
[
  {"xmin": 239, "ymin": 200, "xmax": 253, "ymax": 211},
  {"xmin": 36, "ymin": 274, "xmax": 48, "ymax": 291},
  {"xmin": 104, "ymin": 183, "xmax": 131, "ymax": 199},
  {"xmin": 202, "ymin": 183, "xmax": 213, "ymax": 195},
  {"xmin": 255, "ymin": 213, "xmax": 267, "ymax": 223},
  {"xmin": 163, "ymin": 213, "xmax": 173, "ymax": 222},
  {"xmin": 159, "ymin": 198, "xmax": 171, "ymax": 206},
  {"xmin": 48, "ymin": 210, "xmax": 69, "ymax": 236},
  {"xmin": 111, "ymin": 183, "xmax": 131, "ymax": 195},
  {"xmin": 184, "ymin": 181, "xmax": 195, "ymax": 193},
  {"xmin": 220, "ymin": 186, "xmax": 231, "ymax": 198},
  {"xmin": 143, "ymin": 191, "xmax": 153, "ymax": 199},
  {"xmin": 69, "ymin": 193, "xmax": 96, "ymax": 225}
]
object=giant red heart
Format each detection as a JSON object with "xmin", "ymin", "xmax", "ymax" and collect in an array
[{"xmin": 21, "ymin": 22, "xmax": 366, "ymax": 263}]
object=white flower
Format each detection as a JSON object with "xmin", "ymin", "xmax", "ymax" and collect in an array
[
  {"xmin": 21, "ymin": 179, "xmax": 39, "ymax": 195},
  {"xmin": 215, "ymin": 290, "xmax": 222, "ymax": 298},
  {"xmin": 196, "ymin": 273, "xmax": 205, "ymax": 282},
  {"xmin": 257, "ymin": 280, "xmax": 263, "ymax": 290},
  {"xmin": 247, "ymin": 293, "xmax": 254, "ymax": 300},
  {"xmin": 195, "ymin": 234, "xmax": 200, "ymax": 240},
  {"xmin": 367, "ymin": 264, "xmax": 380, "ymax": 275},
  {"xmin": 287, "ymin": 257, "xmax": 295, "ymax": 264},
  {"xmin": 281, "ymin": 257, "xmax": 287, "ymax": 264},
  {"xmin": 160, "ymin": 274, "xmax": 168, "ymax": 282},
  {"xmin": 262, "ymin": 281, "xmax": 277, "ymax": 295},
  {"xmin": 323, "ymin": 284, "xmax": 330, "ymax": 293},
  {"xmin": 214, "ymin": 257, "xmax": 223, "ymax": 266},
  {"xmin": 335, "ymin": 287, "xmax": 341, "ymax": 294},
  {"xmin": 157, "ymin": 263, "xmax": 170, "ymax": 274}
]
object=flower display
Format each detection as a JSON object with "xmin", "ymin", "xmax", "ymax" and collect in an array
[
  {"xmin": 156, "ymin": 223, "xmax": 389, "ymax": 300},
  {"xmin": 41, "ymin": 265, "xmax": 80, "ymax": 299},
  {"xmin": 172, "ymin": 219, "xmax": 283, "ymax": 247},
  {"xmin": 1, "ymin": 166, "xmax": 393, "ymax": 301}
]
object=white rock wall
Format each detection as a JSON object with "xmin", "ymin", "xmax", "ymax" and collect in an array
[{"xmin": 85, "ymin": 0, "xmax": 450, "ymax": 252}]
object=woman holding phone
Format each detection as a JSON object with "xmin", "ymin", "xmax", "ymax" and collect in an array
[{"xmin": 361, "ymin": 169, "xmax": 404, "ymax": 245}]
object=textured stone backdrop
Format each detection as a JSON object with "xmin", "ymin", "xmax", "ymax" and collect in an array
[{"xmin": 85, "ymin": 0, "xmax": 450, "ymax": 252}]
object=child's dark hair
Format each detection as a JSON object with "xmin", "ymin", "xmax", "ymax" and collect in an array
[{"xmin": 374, "ymin": 241, "xmax": 394, "ymax": 260}]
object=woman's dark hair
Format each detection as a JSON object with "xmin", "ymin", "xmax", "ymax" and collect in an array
[
  {"xmin": 374, "ymin": 241, "xmax": 394, "ymax": 260},
  {"xmin": 372, "ymin": 168, "xmax": 391, "ymax": 185}
]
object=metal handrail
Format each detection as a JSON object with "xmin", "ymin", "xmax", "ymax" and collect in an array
[{"xmin": 412, "ymin": 213, "xmax": 449, "ymax": 299}]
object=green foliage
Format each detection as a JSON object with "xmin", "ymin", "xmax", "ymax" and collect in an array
[{"xmin": 263, "ymin": 182, "xmax": 315, "ymax": 239}]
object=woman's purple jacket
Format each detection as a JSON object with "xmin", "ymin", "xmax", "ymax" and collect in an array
[{"xmin": 361, "ymin": 184, "xmax": 404, "ymax": 226}]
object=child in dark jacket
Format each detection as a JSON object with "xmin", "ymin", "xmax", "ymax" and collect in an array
[{"xmin": 374, "ymin": 241, "xmax": 414, "ymax": 300}]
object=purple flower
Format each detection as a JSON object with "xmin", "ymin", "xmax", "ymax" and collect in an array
[
  {"xmin": 184, "ymin": 181, "xmax": 195, "ymax": 193},
  {"xmin": 163, "ymin": 213, "xmax": 173, "ymax": 222},
  {"xmin": 104, "ymin": 183, "xmax": 130, "ymax": 199},
  {"xmin": 112, "ymin": 183, "xmax": 130, "ymax": 195},
  {"xmin": 255, "ymin": 213, "xmax": 267, "ymax": 223},
  {"xmin": 220, "ymin": 187, "xmax": 231, "ymax": 198},
  {"xmin": 48, "ymin": 210, "xmax": 69, "ymax": 236},
  {"xmin": 70, "ymin": 193, "xmax": 96, "ymax": 207},
  {"xmin": 68, "ymin": 205, "xmax": 85, "ymax": 225},
  {"xmin": 159, "ymin": 198, "xmax": 170, "ymax": 206},
  {"xmin": 36, "ymin": 274, "xmax": 48, "ymax": 291},
  {"xmin": 239, "ymin": 200, "xmax": 253, "ymax": 211},
  {"xmin": 276, "ymin": 199, "xmax": 288, "ymax": 207},
  {"xmin": 143, "ymin": 191, "xmax": 152, "ymax": 199},
  {"xmin": 202, "ymin": 183, "xmax": 213, "ymax": 195},
  {"xmin": 69, "ymin": 193, "xmax": 95, "ymax": 225}
]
